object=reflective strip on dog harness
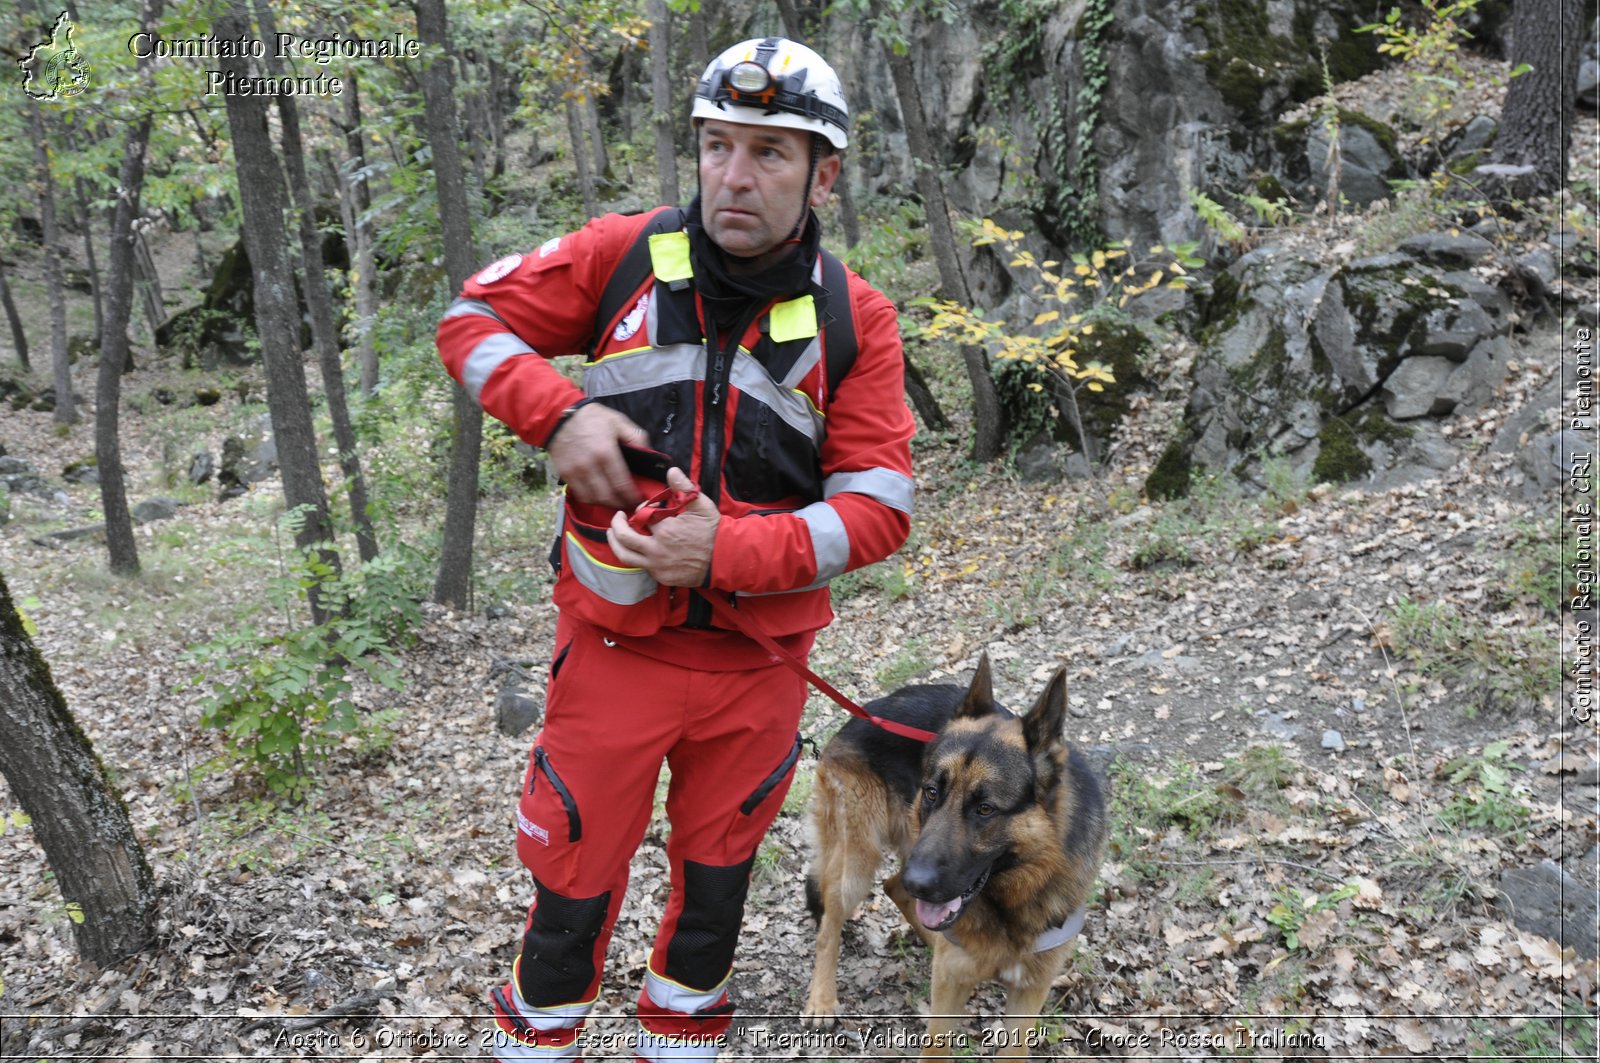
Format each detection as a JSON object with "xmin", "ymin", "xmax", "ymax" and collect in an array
[
  {"xmin": 635, "ymin": 1029, "xmax": 723, "ymax": 1063},
  {"xmin": 1033, "ymin": 904, "xmax": 1088, "ymax": 953},
  {"xmin": 462, "ymin": 332, "xmax": 538, "ymax": 402},
  {"xmin": 643, "ymin": 967, "xmax": 729, "ymax": 1015},
  {"xmin": 824, "ymin": 468, "xmax": 916, "ymax": 514},
  {"xmin": 564, "ymin": 531, "xmax": 658, "ymax": 604}
]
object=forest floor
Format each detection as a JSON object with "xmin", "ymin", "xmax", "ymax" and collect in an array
[{"xmin": 1, "ymin": 89, "xmax": 1598, "ymax": 1063}]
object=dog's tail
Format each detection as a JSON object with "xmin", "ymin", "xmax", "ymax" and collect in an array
[{"xmin": 804, "ymin": 872, "xmax": 823, "ymax": 924}]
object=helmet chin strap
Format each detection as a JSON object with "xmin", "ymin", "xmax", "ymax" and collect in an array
[{"xmin": 779, "ymin": 133, "xmax": 823, "ymax": 247}]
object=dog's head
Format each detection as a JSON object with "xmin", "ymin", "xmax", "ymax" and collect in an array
[{"xmin": 901, "ymin": 653, "xmax": 1069, "ymax": 931}]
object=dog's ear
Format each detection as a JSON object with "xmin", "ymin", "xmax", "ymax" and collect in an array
[
  {"xmin": 1022, "ymin": 667, "xmax": 1068, "ymax": 756},
  {"xmin": 956, "ymin": 652, "xmax": 995, "ymax": 719}
]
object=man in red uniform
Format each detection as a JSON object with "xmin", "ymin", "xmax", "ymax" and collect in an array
[{"xmin": 438, "ymin": 37, "xmax": 915, "ymax": 1062}]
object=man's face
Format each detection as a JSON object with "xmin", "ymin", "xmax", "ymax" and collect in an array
[{"xmin": 697, "ymin": 119, "xmax": 840, "ymax": 260}]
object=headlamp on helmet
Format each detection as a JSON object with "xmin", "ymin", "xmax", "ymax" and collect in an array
[{"xmin": 692, "ymin": 37, "xmax": 850, "ymax": 151}]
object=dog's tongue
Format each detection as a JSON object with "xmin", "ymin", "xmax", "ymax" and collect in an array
[{"xmin": 916, "ymin": 898, "xmax": 962, "ymax": 930}]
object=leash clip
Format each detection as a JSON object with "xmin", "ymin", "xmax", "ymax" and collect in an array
[{"xmin": 626, "ymin": 483, "xmax": 700, "ymax": 534}]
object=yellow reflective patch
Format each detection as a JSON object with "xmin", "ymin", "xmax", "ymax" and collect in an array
[
  {"xmin": 648, "ymin": 231, "xmax": 694, "ymax": 283},
  {"xmin": 769, "ymin": 295, "xmax": 818, "ymax": 343}
]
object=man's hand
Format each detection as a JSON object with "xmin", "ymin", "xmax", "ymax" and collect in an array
[
  {"xmin": 547, "ymin": 403, "xmax": 650, "ymax": 510},
  {"xmin": 608, "ymin": 468, "xmax": 720, "ymax": 587}
]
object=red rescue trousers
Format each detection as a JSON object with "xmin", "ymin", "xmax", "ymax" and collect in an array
[{"xmin": 491, "ymin": 618, "xmax": 807, "ymax": 1061}]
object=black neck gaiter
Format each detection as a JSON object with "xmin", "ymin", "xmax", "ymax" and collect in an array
[{"xmin": 684, "ymin": 195, "xmax": 821, "ymax": 331}]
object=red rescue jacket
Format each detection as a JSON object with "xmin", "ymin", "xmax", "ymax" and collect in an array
[{"xmin": 437, "ymin": 207, "xmax": 914, "ymax": 642}]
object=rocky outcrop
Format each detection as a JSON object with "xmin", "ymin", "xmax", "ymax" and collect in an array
[
  {"xmin": 1146, "ymin": 232, "xmax": 1514, "ymax": 497},
  {"xmin": 843, "ymin": 0, "xmax": 1385, "ymax": 251}
]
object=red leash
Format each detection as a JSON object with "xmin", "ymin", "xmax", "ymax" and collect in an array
[
  {"xmin": 626, "ymin": 478, "xmax": 938, "ymax": 744},
  {"xmin": 694, "ymin": 590, "xmax": 938, "ymax": 744}
]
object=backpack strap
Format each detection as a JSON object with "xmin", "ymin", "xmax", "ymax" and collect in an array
[
  {"xmin": 591, "ymin": 208, "xmax": 686, "ymax": 357},
  {"xmin": 817, "ymin": 248, "xmax": 858, "ymax": 397}
]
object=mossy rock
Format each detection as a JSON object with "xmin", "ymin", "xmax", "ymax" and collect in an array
[
  {"xmin": 1075, "ymin": 319, "xmax": 1154, "ymax": 443},
  {"xmin": 1190, "ymin": 0, "xmax": 1377, "ymax": 128},
  {"xmin": 1311, "ymin": 416, "xmax": 1372, "ymax": 483},
  {"xmin": 1145, "ymin": 437, "xmax": 1193, "ymax": 500},
  {"xmin": 1356, "ymin": 407, "xmax": 1415, "ymax": 446}
]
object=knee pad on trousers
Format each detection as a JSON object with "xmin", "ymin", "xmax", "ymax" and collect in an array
[
  {"xmin": 663, "ymin": 856, "xmax": 755, "ymax": 990},
  {"xmin": 518, "ymin": 878, "xmax": 612, "ymax": 1006}
]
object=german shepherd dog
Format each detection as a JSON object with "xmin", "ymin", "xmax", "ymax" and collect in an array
[{"xmin": 803, "ymin": 654, "xmax": 1108, "ymax": 1059}]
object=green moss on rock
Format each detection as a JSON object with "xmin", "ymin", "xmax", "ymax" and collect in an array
[
  {"xmin": 1146, "ymin": 437, "xmax": 1193, "ymax": 500},
  {"xmin": 1312, "ymin": 416, "xmax": 1372, "ymax": 483}
]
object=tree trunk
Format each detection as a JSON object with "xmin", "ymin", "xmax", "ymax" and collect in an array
[
  {"xmin": 415, "ymin": 0, "xmax": 484, "ymax": 612},
  {"xmin": 903, "ymin": 350, "xmax": 949, "ymax": 433},
  {"xmin": 688, "ymin": 2, "xmax": 710, "ymax": 79},
  {"xmin": 584, "ymin": 89, "xmax": 610, "ymax": 183},
  {"xmin": 131, "ymin": 227, "xmax": 165, "ymax": 339},
  {"xmin": 835, "ymin": 160, "xmax": 862, "ymax": 249},
  {"xmin": 649, "ymin": 0, "xmax": 680, "ymax": 205},
  {"xmin": 340, "ymin": 73, "xmax": 381, "ymax": 397},
  {"xmin": 1491, "ymin": 0, "xmax": 1583, "ymax": 197},
  {"xmin": 0, "ymin": 268, "xmax": 28, "ymax": 371},
  {"xmin": 95, "ymin": 0, "xmax": 165, "ymax": 578},
  {"xmin": 488, "ymin": 58, "xmax": 508, "ymax": 183},
  {"xmin": 30, "ymin": 105, "xmax": 74, "ymax": 425},
  {"xmin": 70, "ymin": 175, "xmax": 104, "ymax": 347},
  {"xmin": 567, "ymin": 96, "xmax": 599, "ymax": 218},
  {"xmin": 253, "ymin": 0, "xmax": 378, "ymax": 564},
  {"xmin": 775, "ymin": 0, "xmax": 803, "ymax": 39},
  {"xmin": 458, "ymin": 57, "xmax": 490, "ymax": 198},
  {"xmin": 0, "ymin": 567, "xmax": 158, "ymax": 966},
  {"xmin": 216, "ymin": 1, "xmax": 341, "ymax": 624},
  {"xmin": 879, "ymin": 20, "xmax": 1002, "ymax": 462}
]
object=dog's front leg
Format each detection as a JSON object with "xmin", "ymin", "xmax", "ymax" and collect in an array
[
  {"xmin": 920, "ymin": 942, "xmax": 979, "ymax": 1061},
  {"xmin": 997, "ymin": 956, "xmax": 1065, "ymax": 1059}
]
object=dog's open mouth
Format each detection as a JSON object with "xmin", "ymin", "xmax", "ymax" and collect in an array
[{"xmin": 913, "ymin": 865, "xmax": 992, "ymax": 931}]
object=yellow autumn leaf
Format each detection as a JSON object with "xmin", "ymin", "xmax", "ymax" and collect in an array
[{"xmin": 1033, "ymin": 310, "xmax": 1060, "ymax": 326}]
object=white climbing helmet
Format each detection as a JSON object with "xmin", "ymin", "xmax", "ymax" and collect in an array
[{"xmin": 692, "ymin": 37, "xmax": 850, "ymax": 150}]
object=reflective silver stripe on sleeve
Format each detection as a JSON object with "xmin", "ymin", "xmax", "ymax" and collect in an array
[
  {"xmin": 583, "ymin": 343, "xmax": 705, "ymax": 397},
  {"xmin": 796, "ymin": 501, "xmax": 851, "ymax": 584},
  {"xmin": 730, "ymin": 351, "xmax": 824, "ymax": 446},
  {"xmin": 564, "ymin": 532, "xmax": 658, "ymax": 604},
  {"xmin": 442, "ymin": 297, "xmax": 507, "ymax": 325},
  {"xmin": 462, "ymin": 333, "xmax": 537, "ymax": 402},
  {"xmin": 824, "ymin": 468, "xmax": 915, "ymax": 514}
]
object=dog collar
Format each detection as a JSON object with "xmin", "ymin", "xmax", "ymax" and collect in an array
[{"xmin": 1033, "ymin": 905, "xmax": 1087, "ymax": 953}]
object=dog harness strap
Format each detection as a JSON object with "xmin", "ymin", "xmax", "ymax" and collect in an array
[
  {"xmin": 1032, "ymin": 904, "xmax": 1087, "ymax": 953},
  {"xmin": 693, "ymin": 590, "xmax": 939, "ymax": 743}
]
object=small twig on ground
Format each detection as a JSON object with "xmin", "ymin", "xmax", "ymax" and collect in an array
[
  {"xmin": 236, "ymin": 989, "xmax": 399, "ymax": 1036},
  {"xmin": 1348, "ymin": 602, "xmax": 1421, "ymax": 774}
]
